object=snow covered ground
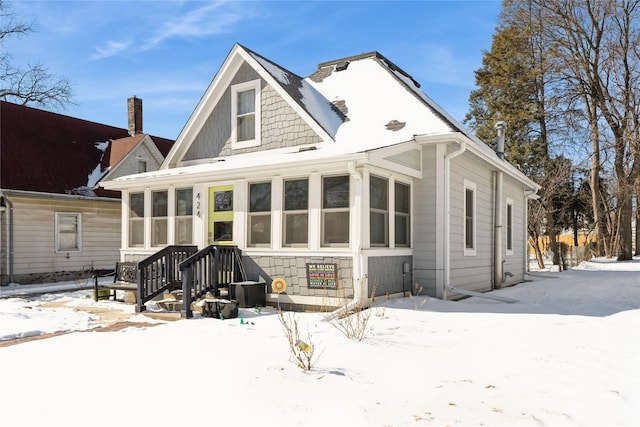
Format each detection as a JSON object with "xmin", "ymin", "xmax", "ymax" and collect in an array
[{"xmin": 0, "ymin": 258, "xmax": 638, "ymax": 427}]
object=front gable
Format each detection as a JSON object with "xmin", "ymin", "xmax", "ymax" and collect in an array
[
  {"xmin": 182, "ymin": 62, "xmax": 323, "ymax": 162},
  {"xmin": 100, "ymin": 135, "xmax": 165, "ymax": 184},
  {"xmin": 165, "ymin": 44, "xmax": 340, "ymax": 168}
]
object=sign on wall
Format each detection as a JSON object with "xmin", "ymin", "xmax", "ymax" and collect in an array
[{"xmin": 306, "ymin": 263, "xmax": 338, "ymax": 289}]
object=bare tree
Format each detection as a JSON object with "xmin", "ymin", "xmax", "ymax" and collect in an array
[
  {"xmin": 0, "ymin": 1, "xmax": 73, "ymax": 108},
  {"xmin": 529, "ymin": 0, "xmax": 639, "ymax": 260}
]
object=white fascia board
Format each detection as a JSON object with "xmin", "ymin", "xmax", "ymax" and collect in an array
[
  {"xmin": 414, "ymin": 132, "xmax": 540, "ymax": 192},
  {"xmin": 101, "ymin": 152, "xmax": 368, "ymax": 191}
]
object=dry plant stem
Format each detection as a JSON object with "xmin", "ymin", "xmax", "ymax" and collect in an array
[
  {"xmin": 328, "ymin": 277, "xmax": 376, "ymax": 341},
  {"xmin": 278, "ymin": 309, "xmax": 318, "ymax": 371}
]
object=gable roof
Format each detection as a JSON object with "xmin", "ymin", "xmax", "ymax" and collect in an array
[
  {"xmin": 110, "ymin": 45, "xmax": 536, "ymax": 192},
  {"xmin": 0, "ymin": 101, "xmax": 174, "ymax": 197}
]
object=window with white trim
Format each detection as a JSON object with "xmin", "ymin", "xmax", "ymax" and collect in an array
[
  {"xmin": 55, "ymin": 212, "xmax": 81, "ymax": 252},
  {"xmin": 175, "ymin": 188, "xmax": 193, "ymax": 245},
  {"xmin": 370, "ymin": 175, "xmax": 388, "ymax": 246},
  {"xmin": 394, "ymin": 181, "xmax": 411, "ymax": 247},
  {"xmin": 248, "ymin": 182, "xmax": 271, "ymax": 246},
  {"xmin": 129, "ymin": 192, "xmax": 145, "ymax": 247},
  {"xmin": 506, "ymin": 197, "xmax": 513, "ymax": 254},
  {"xmin": 464, "ymin": 180, "xmax": 476, "ymax": 255},
  {"xmin": 283, "ymin": 178, "xmax": 308, "ymax": 246},
  {"xmin": 322, "ymin": 175, "xmax": 350, "ymax": 246},
  {"xmin": 231, "ymin": 79, "xmax": 261, "ymax": 149},
  {"xmin": 152, "ymin": 190, "xmax": 168, "ymax": 246}
]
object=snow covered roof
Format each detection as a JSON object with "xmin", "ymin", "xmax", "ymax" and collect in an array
[{"xmin": 111, "ymin": 45, "xmax": 536, "ymax": 190}]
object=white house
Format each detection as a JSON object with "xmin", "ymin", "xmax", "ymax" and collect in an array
[{"xmin": 101, "ymin": 44, "xmax": 540, "ymax": 310}]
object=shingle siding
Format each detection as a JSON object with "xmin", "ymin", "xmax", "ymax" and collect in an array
[{"xmin": 183, "ymin": 61, "xmax": 322, "ymax": 162}]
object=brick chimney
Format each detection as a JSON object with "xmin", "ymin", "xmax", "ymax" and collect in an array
[{"xmin": 127, "ymin": 96, "xmax": 143, "ymax": 136}]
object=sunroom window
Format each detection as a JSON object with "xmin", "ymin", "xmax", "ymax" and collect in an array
[
  {"xmin": 129, "ymin": 192, "xmax": 144, "ymax": 247},
  {"xmin": 175, "ymin": 188, "xmax": 193, "ymax": 245},
  {"xmin": 248, "ymin": 182, "xmax": 271, "ymax": 246},
  {"xmin": 322, "ymin": 175, "xmax": 350, "ymax": 246},
  {"xmin": 152, "ymin": 190, "xmax": 168, "ymax": 246},
  {"xmin": 370, "ymin": 175, "xmax": 389, "ymax": 246},
  {"xmin": 283, "ymin": 179, "xmax": 308, "ymax": 246},
  {"xmin": 394, "ymin": 182, "xmax": 410, "ymax": 247}
]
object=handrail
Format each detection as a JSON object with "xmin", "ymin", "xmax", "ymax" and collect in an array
[
  {"xmin": 135, "ymin": 245, "xmax": 198, "ymax": 312},
  {"xmin": 179, "ymin": 245, "xmax": 245, "ymax": 318}
]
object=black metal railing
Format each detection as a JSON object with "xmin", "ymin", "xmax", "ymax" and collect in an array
[
  {"xmin": 135, "ymin": 245, "xmax": 198, "ymax": 312},
  {"xmin": 179, "ymin": 245, "xmax": 246, "ymax": 318}
]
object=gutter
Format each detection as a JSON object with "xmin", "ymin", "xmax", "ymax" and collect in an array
[
  {"xmin": 0, "ymin": 192, "xmax": 14, "ymax": 285},
  {"xmin": 324, "ymin": 161, "xmax": 365, "ymax": 320}
]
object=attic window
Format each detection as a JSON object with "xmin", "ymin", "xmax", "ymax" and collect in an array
[
  {"xmin": 231, "ymin": 79, "xmax": 261, "ymax": 149},
  {"xmin": 385, "ymin": 120, "xmax": 406, "ymax": 131}
]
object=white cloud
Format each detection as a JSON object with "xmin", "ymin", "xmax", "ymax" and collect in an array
[
  {"xmin": 142, "ymin": 2, "xmax": 247, "ymax": 50},
  {"xmin": 91, "ymin": 40, "xmax": 132, "ymax": 60}
]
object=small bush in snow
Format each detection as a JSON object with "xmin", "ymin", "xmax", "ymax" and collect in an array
[{"xmin": 278, "ymin": 309, "xmax": 319, "ymax": 371}]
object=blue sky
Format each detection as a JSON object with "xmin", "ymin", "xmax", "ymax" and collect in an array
[{"xmin": 6, "ymin": 0, "xmax": 502, "ymax": 140}]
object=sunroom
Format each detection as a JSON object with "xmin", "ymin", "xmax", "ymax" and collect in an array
[{"xmin": 103, "ymin": 140, "xmax": 420, "ymax": 310}]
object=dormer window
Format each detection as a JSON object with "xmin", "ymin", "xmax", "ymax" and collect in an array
[{"xmin": 231, "ymin": 79, "xmax": 261, "ymax": 149}]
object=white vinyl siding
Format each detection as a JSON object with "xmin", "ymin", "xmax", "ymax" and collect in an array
[{"xmin": 6, "ymin": 194, "xmax": 120, "ymax": 279}]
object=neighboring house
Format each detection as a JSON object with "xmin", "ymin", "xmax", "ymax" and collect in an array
[
  {"xmin": 101, "ymin": 44, "xmax": 540, "ymax": 309},
  {"xmin": 0, "ymin": 98, "xmax": 174, "ymax": 285}
]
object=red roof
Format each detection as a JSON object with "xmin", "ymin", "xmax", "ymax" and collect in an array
[{"xmin": 0, "ymin": 101, "xmax": 174, "ymax": 197}]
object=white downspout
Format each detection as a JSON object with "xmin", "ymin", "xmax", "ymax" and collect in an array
[
  {"xmin": 0, "ymin": 193, "xmax": 14, "ymax": 285},
  {"xmin": 442, "ymin": 140, "xmax": 466, "ymax": 300},
  {"xmin": 494, "ymin": 121, "xmax": 506, "ymax": 289},
  {"xmin": 324, "ymin": 161, "xmax": 364, "ymax": 321}
]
